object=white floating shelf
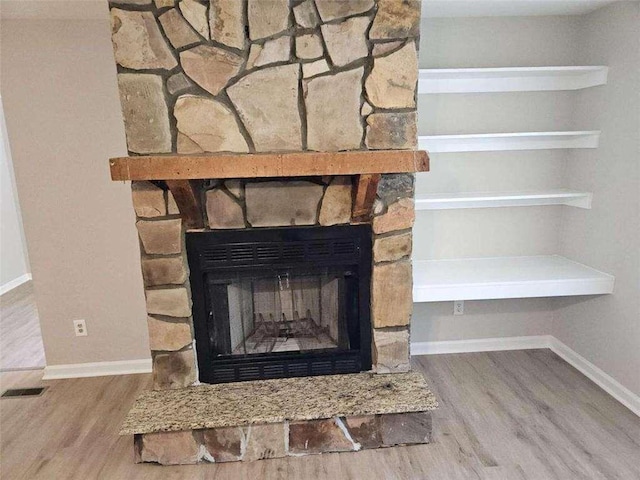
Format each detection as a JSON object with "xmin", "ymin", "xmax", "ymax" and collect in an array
[
  {"xmin": 416, "ymin": 189, "xmax": 592, "ymax": 210},
  {"xmin": 419, "ymin": 66, "xmax": 608, "ymax": 94},
  {"xmin": 419, "ymin": 131, "xmax": 600, "ymax": 153},
  {"xmin": 413, "ymin": 255, "xmax": 614, "ymax": 302}
]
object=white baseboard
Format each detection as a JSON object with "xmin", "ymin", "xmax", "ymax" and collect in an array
[
  {"xmin": 412, "ymin": 335, "xmax": 640, "ymax": 417},
  {"xmin": 0, "ymin": 273, "xmax": 32, "ymax": 296},
  {"xmin": 42, "ymin": 358, "xmax": 152, "ymax": 380},
  {"xmin": 411, "ymin": 335, "xmax": 551, "ymax": 355},
  {"xmin": 548, "ymin": 337, "xmax": 640, "ymax": 417},
  {"xmin": 38, "ymin": 337, "xmax": 638, "ymax": 417}
]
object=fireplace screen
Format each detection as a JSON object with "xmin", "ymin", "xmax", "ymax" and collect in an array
[{"xmin": 187, "ymin": 226, "xmax": 372, "ymax": 384}]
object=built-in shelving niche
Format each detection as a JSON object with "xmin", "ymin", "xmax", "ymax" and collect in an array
[{"xmin": 414, "ymin": 65, "xmax": 613, "ymax": 302}]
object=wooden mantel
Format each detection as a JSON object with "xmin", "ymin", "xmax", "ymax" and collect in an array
[{"xmin": 109, "ymin": 150, "xmax": 429, "ymax": 181}]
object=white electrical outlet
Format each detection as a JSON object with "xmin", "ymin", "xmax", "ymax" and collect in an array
[
  {"xmin": 73, "ymin": 319, "xmax": 88, "ymax": 337},
  {"xmin": 453, "ymin": 300, "xmax": 464, "ymax": 316}
]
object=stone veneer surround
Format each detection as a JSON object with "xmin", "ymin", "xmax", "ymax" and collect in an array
[
  {"xmin": 134, "ymin": 174, "xmax": 416, "ymax": 389},
  {"xmin": 109, "ymin": 0, "xmax": 422, "ymax": 390}
]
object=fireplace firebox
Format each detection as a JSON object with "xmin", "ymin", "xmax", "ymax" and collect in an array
[{"xmin": 186, "ymin": 225, "xmax": 372, "ymax": 384}]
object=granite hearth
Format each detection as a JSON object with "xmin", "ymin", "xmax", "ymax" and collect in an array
[{"xmin": 122, "ymin": 372, "xmax": 437, "ymax": 465}]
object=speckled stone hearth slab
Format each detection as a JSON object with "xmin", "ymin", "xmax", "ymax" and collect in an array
[{"xmin": 121, "ymin": 372, "xmax": 437, "ymax": 435}]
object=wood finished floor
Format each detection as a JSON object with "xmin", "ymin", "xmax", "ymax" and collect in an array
[
  {"xmin": 0, "ymin": 282, "xmax": 46, "ymax": 371},
  {"xmin": 1, "ymin": 350, "xmax": 639, "ymax": 479}
]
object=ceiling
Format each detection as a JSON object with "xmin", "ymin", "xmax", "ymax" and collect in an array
[
  {"xmin": 0, "ymin": 1, "xmax": 107, "ymax": 19},
  {"xmin": 422, "ymin": 0, "xmax": 620, "ymax": 18},
  {"xmin": 0, "ymin": 0, "xmax": 621, "ymax": 20}
]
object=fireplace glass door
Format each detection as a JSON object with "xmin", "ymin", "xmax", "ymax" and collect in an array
[
  {"xmin": 207, "ymin": 269, "xmax": 353, "ymax": 357},
  {"xmin": 187, "ymin": 226, "xmax": 372, "ymax": 384}
]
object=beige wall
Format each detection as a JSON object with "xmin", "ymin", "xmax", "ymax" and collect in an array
[
  {"xmin": 0, "ymin": 19, "xmax": 150, "ymax": 365},
  {"xmin": 555, "ymin": 1, "xmax": 640, "ymax": 397}
]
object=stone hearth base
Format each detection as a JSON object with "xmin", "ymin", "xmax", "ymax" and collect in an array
[{"xmin": 122, "ymin": 372, "xmax": 437, "ymax": 465}]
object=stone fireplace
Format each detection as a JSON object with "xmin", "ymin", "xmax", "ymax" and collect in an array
[{"xmin": 108, "ymin": 0, "xmax": 437, "ymax": 465}]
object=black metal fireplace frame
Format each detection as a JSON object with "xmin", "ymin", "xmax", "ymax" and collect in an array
[{"xmin": 186, "ymin": 225, "xmax": 372, "ymax": 384}]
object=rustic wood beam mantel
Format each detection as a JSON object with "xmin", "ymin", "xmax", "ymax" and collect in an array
[{"xmin": 109, "ymin": 150, "xmax": 429, "ymax": 181}]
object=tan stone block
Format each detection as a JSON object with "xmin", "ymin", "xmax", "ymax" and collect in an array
[
  {"xmin": 369, "ymin": 0, "xmax": 421, "ymax": 40},
  {"xmin": 177, "ymin": 132, "xmax": 204, "ymax": 154},
  {"xmin": 296, "ymin": 33, "xmax": 324, "ymax": 60},
  {"xmin": 147, "ymin": 316, "xmax": 192, "ymax": 351},
  {"xmin": 302, "ymin": 59, "xmax": 330, "ymax": 78},
  {"xmin": 293, "ymin": 0, "xmax": 320, "ymax": 27},
  {"xmin": 372, "ymin": 261, "xmax": 412, "ymax": 328},
  {"xmin": 203, "ymin": 427, "xmax": 244, "ymax": 462},
  {"xmin": 372, "ymin": 328, "xmax": 410, "ymax": 373},
  {"xmin": 246, "ymin": 44, "xmax": 263, "ymax": 69},
  {"xmin": 373, "ymin": 198, "xmax": 385, "ymax": 215},
  {"xmin": 224, "ymin": 180, "xmax": 242, "ymax": 200},
  {"xmin": 365, "ymin": 42, "xmax": 418, "ymax": 109},
  {"xmin": 111, "ymin": 0, "xmax": 151, "ymax": 4},
  {"xmin": 117, "ymin": 74, "xmax": 172, "ymax": 154},
  {"xmin": 243, "ymin": 423, "xmax": 286, "ymax": 461},
  {"xmin": 180, "ymin": 45, "xmax": 243, "ymax": 96},
  {"xmin": 158, "ymin": 8, "xmax": 200, "ymax": 49},
  {"xmin": 248, "ymin": 0, "xmax": 289, "ymax": 40},
  {"xmin": 206, "ymin": 189, "xmax": 245, "ymax": 229},
  {"xmin": 132, "ymin": 181, "xmax": 166, "ymax": 218},
  {"xmin": 209, "ymin": 0, "xmax": 246, "ymax": 49},
  {"xmin": 372, "ymin": 198, "xmax": 414, "ymax": 234},
  {"xmin": 167, "ymin": 190, "xmax": 180, "ymax": 214},
  {"xmin": 315, "ymin": 0, "xmax": 374, "ymax": 21},
  {"xmin": 361, "ymin": 101, "xmax": 374, "ymax": 116},
  {"xmin": 179, "ymin": 0, "xmax": 209, "ymax": 39},
  {"xmin": 166, "ymin": 72, "xmax": 193, "ymax": 95},
  {"xmin": 227, "ymin": 64, "xmax": 302, "ymax": 152},
  {"xmin": 366, "ymin": 112, "xmax": 417, "ymax": 150},
  {"xmin": 319, "ymin": 176, "xmax": 352, "ymax": 226},
  {"xmin": 174, "ymin": 95, "xmax": 249, "ymax": 153},
  {"xmin": 373, "ymin": 232, "xmax": 412, "ymax": 263},
  {"xmin": 245, "ymin": 181, "xmax": 323, "ymax": 227},
  {"xmin": 289, "ymin": 418, "xmax": 355, "ymax": 454},
  {"xmin": 344, "ymin": 415, "xmax": 382, "ymax": 449},
  {"xmin": 141, "ymin": 256, "xmax": 187, "ymax": 286},
  {"xmin": 379, "ymin": 411, "xmax": 432, "ymax": 446},
  {"xmin": 146, "ymin": 287, "xmax": 191, "ymax": 318},
  {"xmin": 152, "ymin": 348, "xmax": 197, "ymax": 389},
  {"xmin": 305, "ymin": 68, "xmax": 364, "ymax": 151},
  {"xmin": 136, "ymin": 218, "xmax": 182, "ymax": 255},
  {"xmin": 110, "ymin": 9, "xmax": 177, "ymax": 70},
  {"xmin": 250, "ymin": 36, "xmax": 290, "ymax": 68},
  {"xmin": 372, "ymin": 40, "xmax": 404, "ymax": 57},
  {"xmin": 321, "ymin": 16, "xmax": 370, "ymax": 67},
  {"xmin": 140, "ymin": 430, "xmax": 200, "ymax": 465}
]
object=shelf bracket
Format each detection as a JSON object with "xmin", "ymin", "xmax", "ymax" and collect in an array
[
  {"xmin": 352, "ymin": 174, "xmax": 381, "ymax": 223},
  {"xmin": 166, "ymin": 180, "xmax": 204, "ymax": 230}
]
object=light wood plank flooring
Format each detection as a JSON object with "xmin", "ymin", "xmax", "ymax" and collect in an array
[
  {"xmin": 0, "ymin": 282, "xmax": 45, "ymax": 371},
  {"xmin": 1, "ymin": 350, "xmax": 638, "ymax": 479}
]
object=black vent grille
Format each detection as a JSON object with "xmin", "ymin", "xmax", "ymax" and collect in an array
[
  {"xmin": 208, "ymin": 355, "xmax": 361, "ymax": 384},
  {"xmin": 201, "ymin": 238, "xmax": 359, "ymax": 269}
]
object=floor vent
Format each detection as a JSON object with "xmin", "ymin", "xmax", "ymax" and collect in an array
[{"xmin": 1, "ymin": 387, "xmax": 47, "ymax": 398}]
